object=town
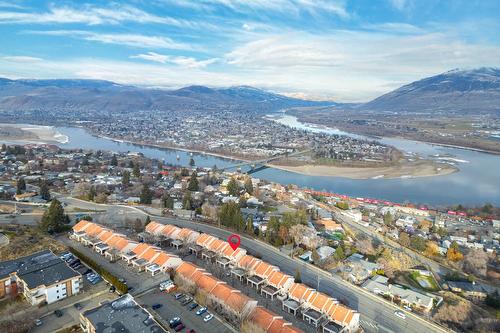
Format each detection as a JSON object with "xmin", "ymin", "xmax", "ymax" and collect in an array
[{"xmin": 0, "ymin": 143, "xmax": 499, "ymax": 333}]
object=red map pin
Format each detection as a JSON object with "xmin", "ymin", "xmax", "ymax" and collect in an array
[{"xmin": 228, "ymin": 234, "xmax": 241, "ymax": 251}]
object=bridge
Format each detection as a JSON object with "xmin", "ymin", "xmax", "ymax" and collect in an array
[{"xmin": 220, "ymin": 149, "xmax": 309, "ymax": 174}]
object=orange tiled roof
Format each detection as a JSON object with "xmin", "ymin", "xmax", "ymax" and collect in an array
[
  {"xmin": 288, "ymin": 283, "xmax": 315, "ymax": 302},
  {"xmin": 309, "ymin": 291, "xmax": 336, "ymax": 312},
  {"xmin": 73, "ymin": 220, "xmax": 91, "ymax": 232},
  {"xmin": 327, "ymin": 304, "xmax": 355, "ymax": 326},
  {"xmin": 207, "ymin": 238, "xmax": 227, "ymax": 252},
  {"xmin": 178, "ymin": 228, "xmax": 195, "ymax": 239},
  {"xmin": 85, "ymin": 224, "xmax": 104, "ymax": 237},
  {"xmin": 139, "ymin": 247, "xmax": 160, "ymax": 261},
  {"xmin": 226, "ymin": 291, "xmax": 252, "ymax": 313},
  {"xmin": 114, "ymin": 238, "xmax": 131, "ymax": 251},
  {"xmin": 238, "ymin": 255, "xmax": 260, "ymax": 270},
  {"xmin": 145, "ymin": 221, "xmax": 164, "ymax": 234},
  {"xmin": 98, "ymin": 230, "xmax": 113, "ymax": 242},
  {"xmin": 153, "ymin": 252, "xmax": 170, "ymax": 266},
  {"xmin": 278, "ymin": 325, "xmax": 303, "ymax": 333},
  {"xmin": 268, "ymin": 271, "xmax": 293, "ymax": 288},
  {"xmin": 162, "ymin": 225, "xmax": 181, "ymax": 237},
  {"xmin": 196, "ymin": 274, "xmax": 220, "ymax": 293},
  {"xmin": 196, "ymin": 233, "xmax": 214, "ymax": 246},
  {"xmin": 250, "ymin": 307, "xmax": 276, "ymax": 332},
  {"xmin": 175, "ymin": 262, "xmax": 201, "ymax": 279},
  {"xmin": 211, "ymin": 283, "xmax": 233, "ymax": 302},
  {"xmin": 132, "ymin": 243, "xmax": 150, "ymax": 255},
  {"xmin": 268, "ymin": 319, "xmax": 291, "ymax": 333},
  {"xmin": 254, "ymin": 261, "xmax": 277, "ymax": 278}
]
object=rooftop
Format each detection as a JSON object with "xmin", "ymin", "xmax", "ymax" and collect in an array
[
  {"xmin": 0, "ymin": 250, "xmax": 80, "ymax": 289},
  {"xmin": 83, "ymin": 294, "xmax": 167, "ymax": 333}
]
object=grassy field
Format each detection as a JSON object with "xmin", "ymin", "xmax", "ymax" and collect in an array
[{"xmin": 407, "ymin": 271, "xmax": 440, "ymax": 292}]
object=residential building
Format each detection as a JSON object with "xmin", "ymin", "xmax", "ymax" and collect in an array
[{"xmin": 0, "ymin": 250, "xmax": 82, "ymax": 305}]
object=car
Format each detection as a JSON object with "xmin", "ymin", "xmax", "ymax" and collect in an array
[
  {"xmin": 169, "ymin": 317, "xmax": 181, "ymax": 328},
  {"xmin": 174, "ymin": 293, "xmax": 184, "ymax": 300},
  {"xmin": 394, "ymin": 311, "xmax": 406, "ymax": 319},
  {"xmin": 152, "ymin": 304, "xmax": 162, "ymax": 310},
  {"xmin": 34, "ymin": 319, "xmax": 43, "ymax": 326},
  {"xmin": 203, "ymin": 313, "xmax": 213, "ymax": 322},
  {"xmin": 74, "ymin": 303, "xmax": 82, "ymax": 310},
  {"xmin": 127, "ymin": 286, "xmax": 134, "ymax": 292},
  {"xmin": 174, "ymin": 323, "xmax": 185, "ymax": 332},
  {"xmin": 403, "ymin": 306, "xmax": 412, "ymax": 312},
  {"xmin": 109, "ymin": 286, "xmax": 116, "ymax": 293},
  {"xmin": 119, "ymin": 278, "xmax": 126, "ymax": 283},
  {"xmin": 188, "ymin": 303, "xmax": 198, "ymax": 311},
  {"xmin": 196, "ymin": 307, "xmax": 207, "ymax": 315},
  {"xmin": 54, "ymin": 309, "xmax": 63, "ymax": 317},
  {"xmin": 181, "ymin": 296, "xmax": 192, "ymax": 305},
  {"xmin": 83, "ymin": 268, "xmax": 92, "ymax": 275}
]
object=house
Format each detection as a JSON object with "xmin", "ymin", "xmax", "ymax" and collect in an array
[
  {"xmin": 344, "ymin": 254, "xmax": 380, "ymax": 284},
  {"xmin": 249, "ymin": 306, "xmax": 303, "ymax": 333},
  {"xmin": 261, "ymin": 271, "xmax": 294, "ymax": 300},
  {"xmin": 80, "ymin": 294, "xmax": 167, "ymax": 333},
  {"xmin": 317, "ymin": 246, "xmax": 336, "ymax": 260},
  {"xmin": 317, "ymin": 219, "xmax": 344, "ymax": 233},
  {"xmin": 247, "ymin": 261, "xmax": 279, "ymax": 290},
  {"xmin": 447, "ymin": 281, "xmax": 488, "ymax": 300},
  {"xmin": 362, "ymin": 277, "xmax": 434, "ymax": 312},
  {"xmin": 0, "ymin": 250, "xmax": 82, "ymax": 305},
  {"xmin": 283, "ymin": 283, "xmax": 315, "ymax": 316}
]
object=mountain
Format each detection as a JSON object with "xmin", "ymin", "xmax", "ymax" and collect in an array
[
  {"xmin": 362, "ymin": 67, "xmax": 500, "ymax": 114},
  {"xmin": 0, "ymin": 78, "xmax": 332, "ymax": 114}
]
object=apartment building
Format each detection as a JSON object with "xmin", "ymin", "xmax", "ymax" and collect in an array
[{"xmin": 0, "ymin": 250, "xmax": 82, "ymax": 305}]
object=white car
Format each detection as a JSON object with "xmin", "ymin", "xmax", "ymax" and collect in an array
[
  {"xmin": 203, "ymin": 313, "xmax": 214, "ymax": 322},
  {"xmin": 394, "ymin": 311, "xmax": 406, "ymax": 319},
  {"xmin": 403, "ymin": 306, "xmax": 412, "ymax": 312}
]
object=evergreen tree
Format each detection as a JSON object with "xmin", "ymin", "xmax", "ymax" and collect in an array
[
  {"xmin": 122, "ymin": 170, "xmax": 130, "ymax": 186},
  {"xmin": 16, "ymin": 177, "xmax": 26, "ymax": 195},
  {"xmin": 189, "ymin": 157, "xmax": 195, "ymax": 167},
  {"xmin": 1, "ymin": 143, "xmax": 6, "ymax": 151},
  {"xmin": 39, "ymin": 180, "xmax": 51, "ymax": 201},
  {"xmin": 218, "ymin": 202, "xmax": 244, "ymax": 230},
  {"xmin": 294, "ymin": 268, "xmax": 302, "ymax": 283},
  {"xmin": 111, "ymin": 155, "xmax": 118, "ymax": 166},
  {"xmin": 246, "ymin": 216, "xmax": 254, "ymax": 234},
  {"xmin": 162, "ymin": 192, "xmax": 174, "ymax": 209},
  {"xmin": 335, "ymin": 246, "xmax": 346, "ymax": 260},
  {"xmin": 226, "ymin": 178, "xmax": 239, "ymax": 196},
  {"xmin": 187, "ymin": 171, "xmax": 199, "ymax": 191},
  {"xmin": 182, "ymin": 191, "xmax": 192, "ymax": 210},
  {"xmin": 40, "ymin": 199, "xmax": 68, "ymax": 233},
  {"xmin": 140, "ymin": 185, "xmax": 153, "ymax": 204},
  {"xmin": 244, "ymin": 178, "xmax": 253, "ymax": 195},
  {"xmin": 133, "ymin": 163, "xmax": 141, "ymax": 178}
]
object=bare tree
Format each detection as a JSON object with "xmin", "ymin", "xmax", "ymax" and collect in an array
[{"xmin": 463, "ymin": 249, "xmax": 489, "ymax": 277}]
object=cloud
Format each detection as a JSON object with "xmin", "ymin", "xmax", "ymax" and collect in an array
[
  {"xmin": 131, "ymin": 52, "xmax": 218, "ymax": 68},
  {"xmin": 389, "ymin": 0, "xmax": 412, "ymax": 11},
  {"xmin": 28, "ymin": 30, "xmax": 192, "ymax": 50},
  {"xmin": 0, "ymin": 3, "xmax": 198, "ymax": 28},
  {"xmin": 1, "ymin": 55, "xmax": 43, "ymax": 62},
  {"xmin": 166, "ymin": 0, "xmax": 350, "ymax": 18}
]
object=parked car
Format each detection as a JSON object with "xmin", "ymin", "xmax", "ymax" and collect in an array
[
  {"xmin": 174, "ymin": 293, "xmax": 184, "ymax": 300},
  {"xmin": 181, "ymin": 296, "xmax": 192, "ymax": 305},
  {"xmin": 394, "ymin": 311, "xmax": 406, "ymax": 319},
  {"xmin": 34, "ymin": 319, "xmax": 43, "ymax": 326},
  {"xmin": 74, "ymin": 303, "xmax": 82, "ymax": 310},
  {"xmin": 169, "ymin": 317, "xmax": 181, "ymax": 328},
  {"xmin": 109, "ymin": 286, "xmax": 116, "ymax": 293},
  {"xmin": 203, "ymin": 313, "xmax": 213, "ymax": 322},
  {"xmin": 174, "ymin": 323, "xmax": 185, "ymax": 332},
  {"xmin": 196, "ymin": 307, "xmax": 207, "ymax": 316},
  {"xmin": 54, "ymin": 309, "xmax": 63, "ymax": 317},
  {"xmin": 403, "ymin": 306, "xmax": 412, "ymax": 312},
  {"xmin": 152, "ymin": 304, "xmax": 162, "ymax": 310},
  {"xmin": 188, "ymin": 303, "xmax": 198, "ymax": 311}
]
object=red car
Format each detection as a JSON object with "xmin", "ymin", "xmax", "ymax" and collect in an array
[{"xmin": 174, "ymin": 323, "xmax": 185, "ymax": 332}]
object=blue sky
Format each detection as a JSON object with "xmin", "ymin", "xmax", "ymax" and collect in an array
[{"xmin": 0, "ymin": 0, "xmax": 499, "ymax": 101}]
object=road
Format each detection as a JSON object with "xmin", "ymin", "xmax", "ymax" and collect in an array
[{"xmin": 3, "ymin": 196, "xmax": 450, "ymax": 333}]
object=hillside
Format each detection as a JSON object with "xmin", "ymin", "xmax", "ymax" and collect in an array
[
  {"xmin": 0, "ymin": 78, "xmax": 331, "ymax": 114},
  {"xmin": 362, "ymin": 68, "xmax": 500, "ymax": 114}
]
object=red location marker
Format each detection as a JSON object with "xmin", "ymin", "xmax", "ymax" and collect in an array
[{"xmin": 228, "ymin": 234, "xmax": 241, "ymax": 251}]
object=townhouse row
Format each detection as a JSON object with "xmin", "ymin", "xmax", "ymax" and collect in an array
[
  {"xmin": 71, "ymin": 220, "xmax": 303, "ymax": 333},
  {"xmin": 144, "ymin": 221, "xmax": 360, "ymax": 333}
]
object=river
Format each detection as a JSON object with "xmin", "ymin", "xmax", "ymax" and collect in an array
[{"xmin": 55, "ymin": 122, "xmax": 500, "ymax": 207}]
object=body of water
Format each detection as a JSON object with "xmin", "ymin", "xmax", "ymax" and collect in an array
[{"xmin": 56, "ymin": 123, "xmax": 500, "ymax": 207}]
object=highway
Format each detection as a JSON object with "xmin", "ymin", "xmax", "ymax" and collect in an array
[{"xmin": 1, "ymin": 196, "xmax": 450, "ymax": 333}]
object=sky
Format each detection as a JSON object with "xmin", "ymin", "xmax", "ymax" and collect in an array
[{"xmin": 0, "ymin": 0, "xmax": 499, "ymax": 102}]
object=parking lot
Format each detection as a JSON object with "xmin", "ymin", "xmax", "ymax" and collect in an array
[
  {"xmin": 60, "ymin": 237, "xmax": 235, "ymax": 332},
  {"xmin": 138, "ymin": 290, "xmax": 236, "ymax": 333}
]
